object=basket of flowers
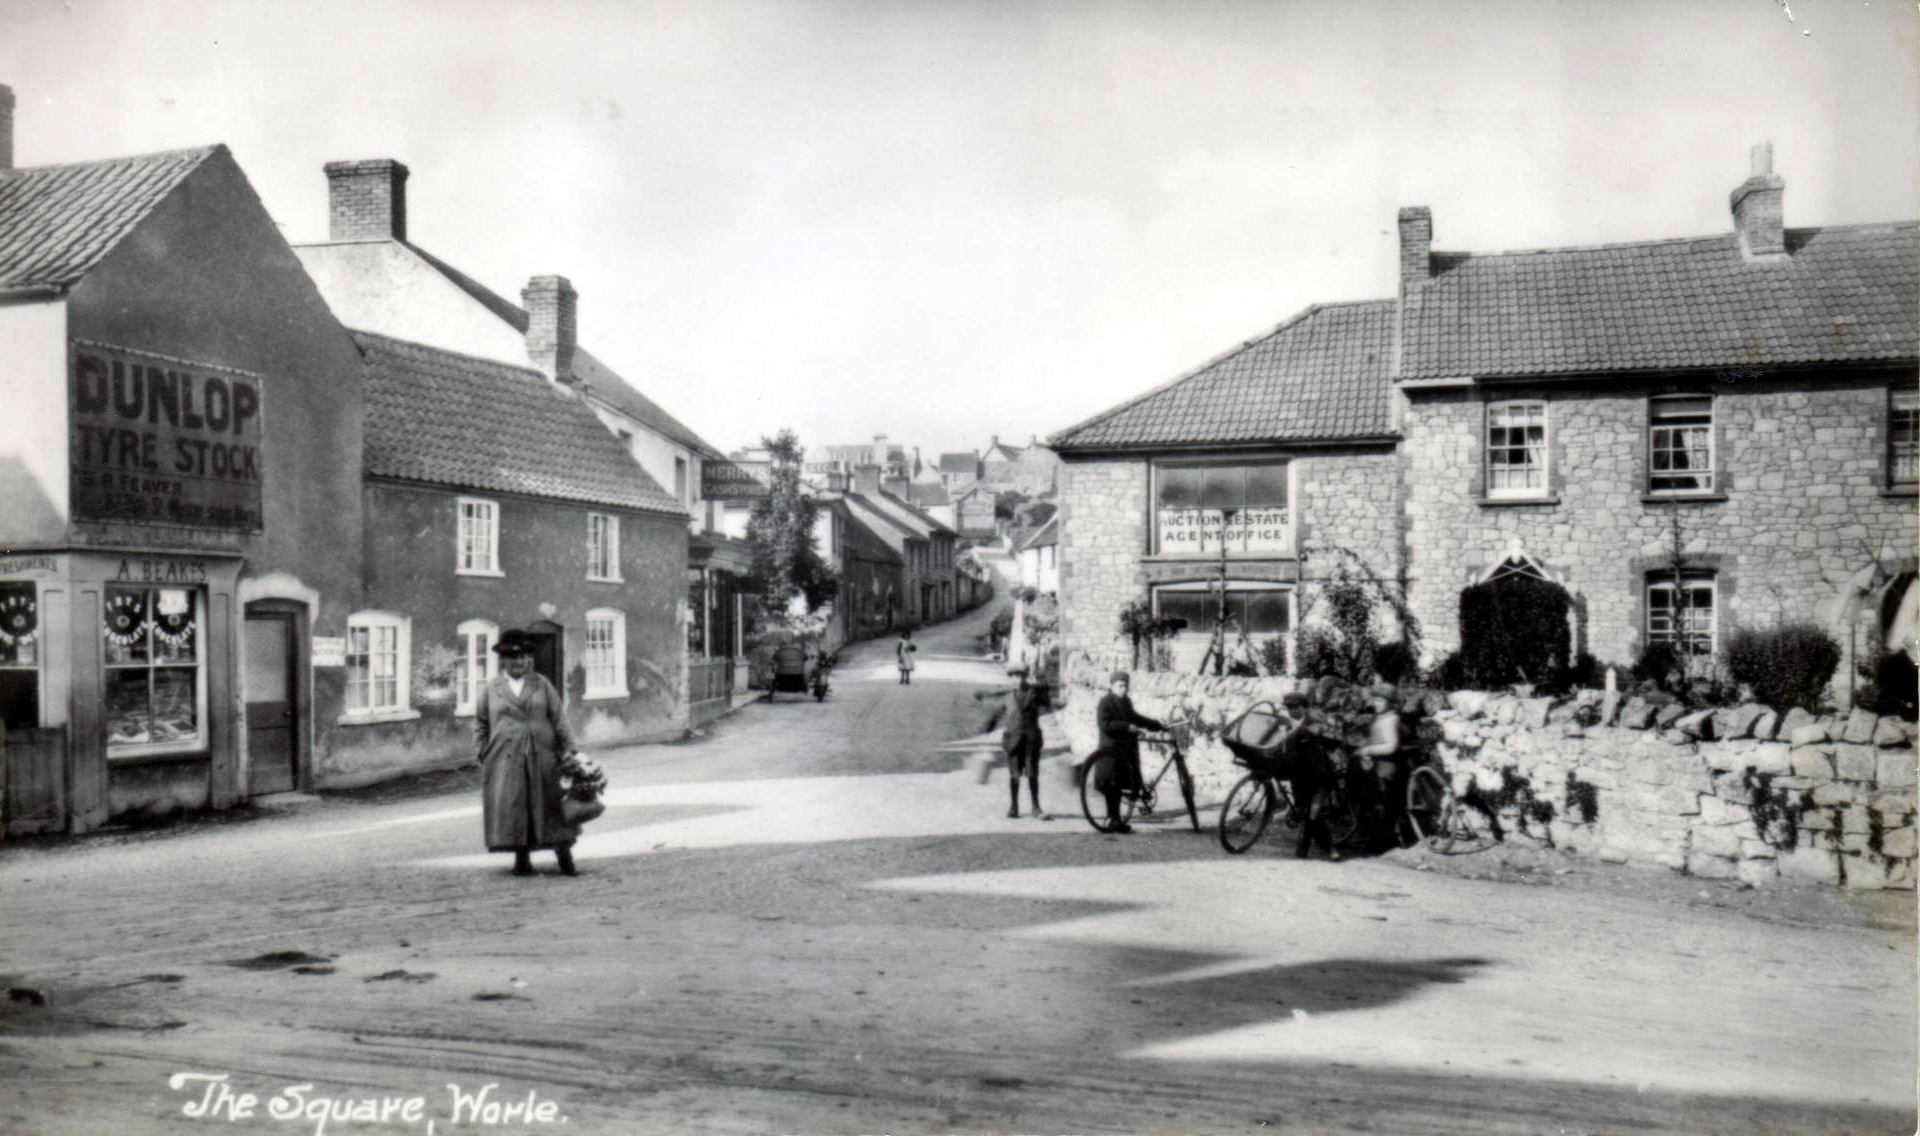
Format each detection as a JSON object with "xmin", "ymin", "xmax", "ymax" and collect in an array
[{"xmin": 559, "ymin": 753, "xmax": 608, "ymax": 825}]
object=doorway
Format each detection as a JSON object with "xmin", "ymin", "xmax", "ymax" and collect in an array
[
  {"xmin": 244, "ymin": 610, "xmax": 299, "ymax": 795},
  {"xmin": 524, "ymin": 621, "xmax": 564, "ymax": 697}
]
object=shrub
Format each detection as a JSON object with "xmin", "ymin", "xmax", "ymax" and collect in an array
[
  {"xmin": 1725, "ymin": 623, "xmax": 1842, "ymax": 712},
  {"xmin": 1456, "ymin": 573, "xmax": 1571, "ymax": 690},
  {"xmin": 1632, "ymin": 641, "xmax": 1685, "ymax": 694},
  {"xmin": 1257, "ymin": 636, "xmax": 1289, "ymax": 677},
  {"xmin": 1856, "ymin": 652, "xmax": 1918, "ymax": 721},
  {"xmin": 1294, "ymin": 627, "xmax": 1342, "ymax": 679},
  {"xmin": 1373, "ymin": 640, "xmax": 1419, "ymax": 684}
]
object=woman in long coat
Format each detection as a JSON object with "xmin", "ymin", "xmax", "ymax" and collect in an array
[{"xmin": 475, "ymin": 631, "xmax": 578, "ymax": 876}]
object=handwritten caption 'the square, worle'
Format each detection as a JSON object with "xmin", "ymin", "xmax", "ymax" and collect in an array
[{"xmin": 168, "ymin": 1073, "xmax": 569, "ymax": 1135}]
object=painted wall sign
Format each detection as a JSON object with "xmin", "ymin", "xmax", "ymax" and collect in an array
[
  {"xmin": 1157, "ymin": 507, "xmax": 1292, "ymax": 554},
  {"xmin": 69, "ymin": 342, "xmax": 266, "ymax": 531},
  {"xmin": 702, "ymin": 460, "xmax": 772, "ymax": 500},
  {"xmin": 0, "ymin": 555, "xmax": 62, "ymax": 578},
  {"xmin": 112, "ymin": 558, "xmax": 209, "ymax": 584},
  {"xmin": 311, "ymin": 637, "xmax": 346, "ymax": 667}
]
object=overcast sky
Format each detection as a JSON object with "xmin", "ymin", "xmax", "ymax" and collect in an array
[{"xmin": 4, "ymin": 0, "xmax": 1916, "ymax": 460}]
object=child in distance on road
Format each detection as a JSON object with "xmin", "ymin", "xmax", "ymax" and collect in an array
[
  {"xmin": 896, "ymin": 628, "xmax": 917, "ymax": 685},
  {"xmin": 975, "ymin": 662, "xmax": 1053, "ymax": 819}
]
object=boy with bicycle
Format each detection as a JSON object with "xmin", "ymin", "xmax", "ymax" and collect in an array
[{"xmin": 1093, "ymin": 670, "xmax": 1164, "ymax": 834}]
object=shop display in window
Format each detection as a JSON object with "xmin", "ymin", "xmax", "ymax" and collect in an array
[
  {"xmin": 103, "ymin": 585, "xmax": 202, "ymax": 749},
  {"xmin": 0, "ymin": 582, "xmax": 39, "ymax": 730}
]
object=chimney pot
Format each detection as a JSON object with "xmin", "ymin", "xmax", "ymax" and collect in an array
[
  {"xmin": 1397, "ymin": 206, "xmax": 1432, "ymax": 293},
  {"xmin": 323, "ymin": 158, "xmax": 409, "ymax": 241},
  {"xmin": 1730, "ymin": 142, "xmax": 1786, "ymax": 259},
  {"xmin": 0, "ymin": 84, "xmax": 14, "ymax": 174},
  {"xmin": 521, "ymin": 275, "xmax": 578, "ymax": 384}
]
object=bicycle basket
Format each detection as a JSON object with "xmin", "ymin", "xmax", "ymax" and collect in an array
[{"xmin": 1221, "ymin": 701, "xmax": 1294, "ymax": 773}]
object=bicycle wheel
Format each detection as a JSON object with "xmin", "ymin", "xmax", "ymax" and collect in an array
[
  {"xmin": 1218, "ymin": 773, "xmax": 1274, "ymax": 854},
  {"xmin": 1080, "ymin": 755, "xmax": 1135, "ymax": 833},
  {"xmin": 1322, "ymin": 784, "xmax": 1360, "ymax": 850},
  {"xmin": 1176, "ymin": 757, "xmax": 1200, "ymax": 833},
  {"xmin": 1404, "ymin": 765, "xmax": 1449, "ymax": 847}
]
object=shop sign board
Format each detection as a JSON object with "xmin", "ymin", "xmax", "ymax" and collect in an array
[
  {"xmin": 1157, "ymin": 507, "xmax": 1292, "ymax": 554},
  {"xmin": 69, "ymin": 342, "xmax": 266, "ymax": 531},
  {"xmin": 702, "ymin": 459, "xmax": 772, "ymax": 500},
  {"xmin": 311, "ymin": 637, "xmax": 347, "ymax": 667}
]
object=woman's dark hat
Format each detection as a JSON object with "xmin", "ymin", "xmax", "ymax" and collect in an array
[{"xmin": 492, "ymin": 629, "xmax": 537, "ymax": 656}]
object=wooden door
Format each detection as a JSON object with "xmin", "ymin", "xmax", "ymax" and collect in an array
[
  {"xmin": 3, "ymin": 725, "xmax": 66, "ymax": 836},
  {"xmin": 244, "ymin": 613, "xmax": 297, "ymax": 795},
  {"xmin": 527, "ymin": 632, "xmax": 562, "ymax": 697}
]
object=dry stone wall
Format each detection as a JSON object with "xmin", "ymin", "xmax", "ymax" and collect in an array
[{"xmin": 1058, "ymin": 657, "xmax": 1918, "ymax": 889}]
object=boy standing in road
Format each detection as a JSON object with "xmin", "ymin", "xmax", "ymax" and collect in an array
[{"xmin": 976, "ymin": 664, "xmax": 1053, "ymax": 819}]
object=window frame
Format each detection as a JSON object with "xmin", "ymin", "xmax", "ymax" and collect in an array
[
  {"xmin": 1484, "ymin": 399, "xmax": 1551, "ymax": 500},
  {"xmin": 342, "ymin": 611, "xmax": 416, "ymax": 723},
  {"xmin": 454, "ymin": 619, "xmax": 498, "ymax": 717},
  {"xmin": 583, "ymin": 608, "xmax": 627, "ymax": 701},
  {"xmin": 587, "ymin": 512, "xmax": 622, "ymax": 582},
  {"xmin": 1645, "ymin": 572, "xmax": 1718, "ymax": 661},
  {"xmin": 1888, "ymin": 386, "xmax": 1919, "ymax": 489},
  {"xmin": 1150, "ymin": 581, "xmax": 1296, "ymax": 672},
  {"xmin": 1149, "ymin": 457, "xmax": 1295, "ymax": 558},
  {"xmin": 103, "ymin": 584, "xmax": 209, "ymax": 758},
  {"xmin": 1647, "ymin": 395, "xmax": 1717, "ymax": 496},
  {"xmin": 456, "ymin": 497, "xmax": 503, "ymax": 577},
  {"xmin": 0, "ymin": 580, "xmax": 42, "ymax": 732}
]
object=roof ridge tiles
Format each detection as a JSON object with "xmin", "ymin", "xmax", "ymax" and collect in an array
[
  {"xmin": 1436, "ymin": 219, "xmax": 1917, "ymax": 263},
  {"xmin": 4, "ymin": 144, "xmax": 224, "ymax": 176}
]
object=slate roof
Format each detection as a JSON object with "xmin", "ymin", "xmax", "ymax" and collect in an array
[
  {"xmin": 0, "ymin": 146, "xmax": 218, "ymax": 289},
  {"xmin": 1400, "ymin": 223, "xmax": 1920, "ymax": 380},
  {"xmin": 1050, "ymin": 299, "xmax": 1398, "ymax": 452},
  {"xmin": 823, "ymin": 499, "xmax": 904, "ymax": 565},
  {"xmin": 400, "ymin": 244, "xmax": 722, "ymax": 457},
  {"xmin": 1017, "ymin": 515, "xmax": 1058, "ymax": 551},
  {"xmin": 938, "ymin": 452, "xmax": 980, "ymax": 474},
  {"xmin": 352, "ymin": 331, "xmax": 685, "ymax": 515}
]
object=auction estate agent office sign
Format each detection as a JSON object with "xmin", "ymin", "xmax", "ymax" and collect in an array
[{"xmin": 69, "ymin": 342, "xmax": 265, "ymax": 530}]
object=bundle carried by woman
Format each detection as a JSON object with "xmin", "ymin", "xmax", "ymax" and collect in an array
[{"xmin": 558, "ymin": 753, "xmax": 608, "ymax": 825}]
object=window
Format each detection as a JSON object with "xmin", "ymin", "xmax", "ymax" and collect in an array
[
  {"xmin": 1648, "ymin": 396, "xmax": 1714, "ymax": 494},
  {"xmin": 1647, "ymin": 574, "xmax": 1716, "ymax": 661},
  {"xmin": 0, "ymin": 582, "xmax": 40, "ymax": 731},
  {"xmin": 1153, "ymin": 583, "xmax": 1293, "ymax": 672},
  {"xmin": 457, "ymin": 497, "xmax": 500, "ymax": 575},
  {"xmin": 104, "ymin": 585, "xmax": 206, "ymax": 754},
  {"xmin": 1153, "ymin": 460, "xmax": 1291, "ymax": 555},
  {"xmin": 588, "ymin": 513, "xmax": 621, "ymax": 580},
  {"xmin": 455, "ymin": 619, "xmax": 498, "ymax": 716},
  {"xmin": 584, "ymin": 608, "xmax": 626, "ymax": 699},
  {"xmin": 1486, "ymin": 400, "xmax": 1548, "ymax": 498},
  {"xmin": 345, "ymin": 612, "xmax": 411, "ymax": 718},
  {"xmin": 1890, "ymin": 388, "xmax": 1919, "ymax": 487}
]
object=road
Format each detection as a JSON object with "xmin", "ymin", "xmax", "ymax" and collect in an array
[{"xmin": 1, "ymin": 602, "xmax": 1914, "ymax": 1136}]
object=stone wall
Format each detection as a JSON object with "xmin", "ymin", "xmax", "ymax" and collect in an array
[
  {"xmin": 1401, "ymin": 375, "xmax": 1918, "ymax": 672},
  {"xmin": 1057, "ymin": 657, "xmax": 1919, "ymax": 889}
]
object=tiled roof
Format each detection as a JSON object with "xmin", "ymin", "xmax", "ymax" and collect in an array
[
  {"xmin": 1400, "ymin": 224, "xmax": 1919, "ymax": 379},
  {"xmin": 352, "ymin": 331, "xmax": 685, "ymax": 515},
  {"xmin": 1018, "ymin": 515, "xmax": 1058, "ymax": 551},
  {"xmin": 0, "ymin": 147, "xmax": 218, "ymax": 289},
  {"xmin": 1050, "ymin": 300, "xmax": 1397, "ymax": 452},
  {"xmin": 938, "ymin": 452, "xmax": 980, "ymax": 474},
  {"xmin": 863, "ymin": 488, "xmax": 957, "ymax": 538},
  {"xmin": 384, "ymin": 243, "xmax": 722, "ymax": 458}
]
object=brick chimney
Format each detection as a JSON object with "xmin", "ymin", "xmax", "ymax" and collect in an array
[
  {"xmin": 521, "ymin": 275, "xmax": 578, "ymax": 385},
  {"xmin": 323, "ymin": 159, "xmax": 409, "ymax": 241},
  {"xmin": 1731, "ymin": 142, "xmax": 1786, "ymax": 259},
  {"xmin": 1397, "ymin": 206, "xmax": 1432, "ymax": 292},
  {"xmin": 0, "ymin": 84, "xmax": 14, "ymax": 174},
  {"xmin": 883, "ymin": 473, "xmax": 910, "ymax": 500},
  {"xmin": 853, "ymin": 464, "xmax": 883, "ymax": 497}
]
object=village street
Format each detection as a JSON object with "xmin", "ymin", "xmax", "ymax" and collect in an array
[{"xmin": 0, "ymin": 604, "xmax": 1913, "ymax": 1136}]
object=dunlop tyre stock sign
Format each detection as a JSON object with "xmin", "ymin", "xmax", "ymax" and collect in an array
[{"xmin": 69, "ymin": 342, "xmax": 265, "ymax": 531}]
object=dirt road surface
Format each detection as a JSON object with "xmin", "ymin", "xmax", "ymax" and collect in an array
[{"xmin": 2, "ymin": 605, "xmax": 1914, "ymax": 1135}]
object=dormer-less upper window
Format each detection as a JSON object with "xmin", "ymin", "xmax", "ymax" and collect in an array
[
  {"xmin": 1648, "ymin": 396, "xmax": 1714, "ymax": 495},
  {"xmin": 1889, "ymin": 388, "xmax": 1918, "ymax": 488},
  {"xmin": 457, "ymin": 498, "xmax": 501, "ymax": 575},
  {"xmin": 1485, "ymin": 401, "xmax": 1549, "ymax": 498}
]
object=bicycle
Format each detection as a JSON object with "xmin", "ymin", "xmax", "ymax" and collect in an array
[
  {"xmin": 1218, "ymin": 744, "xmax": 1362, "ymax": 855},
  {"xmin": 1402, "ymin": 759, "xmax": 1497, "ymax": 854},
  {"xmin": 1080, "ymin": 720, "xmax": 1201, "ymax": 834}
]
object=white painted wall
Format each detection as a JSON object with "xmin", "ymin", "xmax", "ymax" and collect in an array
[
  {"xmin": 291, "ymin": 243, "xmax": 527, "ymax": 364},
  {"xmin": 0, "ymin": 297, "xmax": 71, "ymax": 526}
]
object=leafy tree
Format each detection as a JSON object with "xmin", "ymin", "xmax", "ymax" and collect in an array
[{"xmin": 746, "ymin": 429, "xmax": 838, "ymax": 615}]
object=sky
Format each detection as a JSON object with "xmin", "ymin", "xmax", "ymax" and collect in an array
[{"xmin": 3, "ymin": 0, "xmax": 1916, "ymax": 460}]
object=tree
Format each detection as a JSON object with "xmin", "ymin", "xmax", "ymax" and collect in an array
[{"xmin": 746, "ymin": 430, "xmax": 838, "ymax": 617}]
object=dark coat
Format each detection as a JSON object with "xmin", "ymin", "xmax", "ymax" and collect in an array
[
  {"xmin": 476, "ymin": 672, "xmax": 577, "ymax": 852},
  {"xmin": 1096, "ymin": 692, "xmax": 1163, "ymax": 767},
  {"xmin": 1000, "ymin": 683, "xmax": 1052, "ymax": 757}
]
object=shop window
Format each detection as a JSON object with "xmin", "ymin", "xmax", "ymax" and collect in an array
[
  {"xmin": 457, "ymin": 497, "xmax": 501, "ymax": 575},
  {"xmin": 1889, "ymin": 388, "xmax": 1918, "ymax": 487},
  {"xmin": 584, "ymin": 609, "xmax": 626, "ymax": 699},
  {"xmin": 0, "ymin": 582, "xmax": 40, "ymax": 731},
  {"xmin": 588, "ymin": 513, "xmax": 621, "ymax": 581},
  {"xmin": 1647, "ymin": 574, "xmax": 1716, "ymax": 659},
  {"xmin": 1153, "ymin": 583, "xmax": 1292, "ymax": 672},
  {"xmin": 104, "ymin": 585, "xmax": 205, "ymax": 754},
  {"xmin": 345, "ymin": 611, "xmax": 411, "ymax": 718},
  {"xmin": 455, "ymin": 619, "xmax": 498, "ymax": 716},
  {"xmin": 1486, "ymin": 400, "xmax": 1549, "ymax": 498},
  {"xmin": 1648, "ymin": 396, "xmax": 1714, "ymax": 495},
  {"xmin": 1153, "ymin": 460, "xmax": 1291, "ymax": 556}
]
